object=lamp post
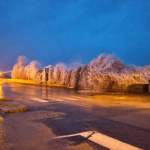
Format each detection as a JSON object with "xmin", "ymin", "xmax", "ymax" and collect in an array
[
  {"xmin": 148, "ymin": 80, "xmax": 150, "ymax": 93},
  {"xmin": 44, "ymin": 68, "xmax": 49, "ymax": 96},
  {"xmin": 45, "ymin": 68, "xmax": 49, "ymax": 85}
]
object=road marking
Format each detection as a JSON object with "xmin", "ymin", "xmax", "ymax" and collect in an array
[
  {"xmin": 30, "ymin": 98, "xmax": 49, "ymax": 103},
  {"xmin": 54, "ymin": 131, "xmax": 142, "ymax": 150},
  {"xmin": 54, "ymin": 131, "xmax": 93, "ymax": 139}
]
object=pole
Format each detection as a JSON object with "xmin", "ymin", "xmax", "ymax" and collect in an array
[
  {"xmin": 44, "ymin": 68, "xmax": 49, "ymax": 97},
  {"xmin": 148, "ymin": 80, "xmax": 150, "ymax": 93}
]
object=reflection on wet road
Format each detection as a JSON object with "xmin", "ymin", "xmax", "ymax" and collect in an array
[
  {"xmin": 0, "ymin": 116, "xmax": 3, "ymax": 144},
  {"xmin": 2, "ymin": 82, "xmax": 81, "ymax": 101},
  {"xmin": 0, "ymin": 82, "xmax": 4, "ymax": 98},
  {"xmin": 0, "ymin": 82, "xmax": 150, "ymax": 150}
]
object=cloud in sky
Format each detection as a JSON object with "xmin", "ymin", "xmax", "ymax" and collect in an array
[{"xmin": 0, "ymin": 0, "xmax": 150, "ymax": 71}]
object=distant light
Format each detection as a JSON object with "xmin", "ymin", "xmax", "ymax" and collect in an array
[{"xmin": 0, "ymin": 72, "xmax": 4, "ymax": 77}]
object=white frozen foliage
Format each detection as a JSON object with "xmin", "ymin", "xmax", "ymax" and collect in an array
[{"xmin": 12, "ymin": 54, "xmax": 150, "ymax": 92}]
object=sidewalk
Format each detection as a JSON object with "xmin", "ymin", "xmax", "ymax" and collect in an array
[{"xmin": 0, "ymin": 97, "xmax": 29, "ymax": 113}]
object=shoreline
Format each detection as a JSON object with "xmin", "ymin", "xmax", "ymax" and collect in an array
[
  {"xmin": 0, "ymin": 78, "xmax": 72, "ymax": 89},
  {"xmin": 0, "ymin": 78, "xmax": 38, "ymax": 85},
  {"xmin": 0, "ymin": 78, "xmax": 149, "ymax": 95}
]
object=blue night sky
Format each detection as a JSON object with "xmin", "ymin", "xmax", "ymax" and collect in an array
[{"xmin": 0, "ymin": 0, "xmax": 150, "ymax": 71}]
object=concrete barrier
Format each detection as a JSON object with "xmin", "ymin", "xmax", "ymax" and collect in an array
[
  {"xmin": 0, "ymin": 97, "xmax": 10, "ymax": 101},
  {"xmin": 127, "ymin": 84, "xmax": 149, "ymax": 93},
  {"xmin": 0, "ymin": 98, "xmax": 29, "ymax": 113}
]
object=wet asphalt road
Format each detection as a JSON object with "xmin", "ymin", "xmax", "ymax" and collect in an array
[{"xmin": 0, "ymin": 82, "xmax": 150, "ymax": 150}]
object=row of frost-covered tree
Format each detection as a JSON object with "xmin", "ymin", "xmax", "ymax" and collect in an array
[{"xmin": 11, "ymin": 54, "xmax": 150, "ymax": 92}]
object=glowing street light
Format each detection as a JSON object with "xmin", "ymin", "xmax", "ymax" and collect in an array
[
  {"xmin": 0, "ymin": 70, "xmax": 12, "ymax": 78},
  {"xmin": 0, "ymin": 72, "xmax": 5, "ymax": 77}
]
